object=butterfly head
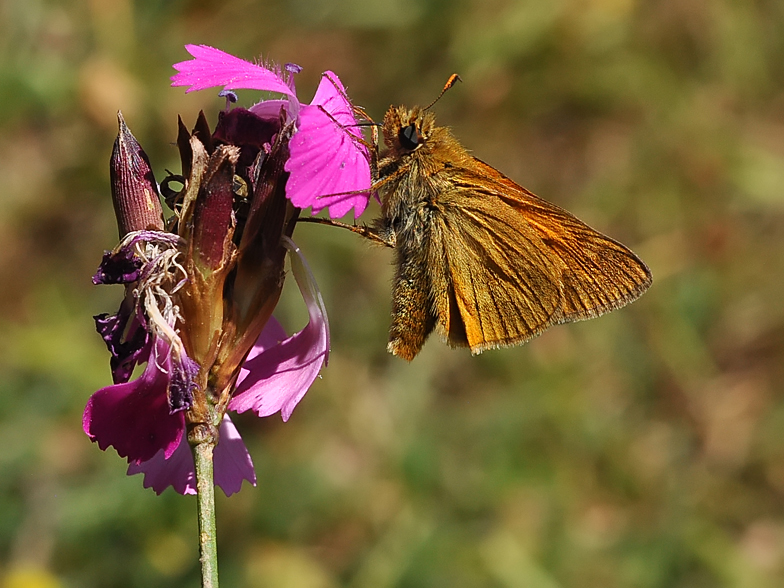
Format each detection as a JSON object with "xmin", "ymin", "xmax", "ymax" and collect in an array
[{"xmin": 382, "ymin": 106, "xmax": 437, "ymax": 156}]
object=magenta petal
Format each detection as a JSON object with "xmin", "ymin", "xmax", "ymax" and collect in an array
[
  {"xmin": 285, "ymin": 73, "xmax": 371, "ymax": 218},
  {"xmin": 127, "ymin": 416, "xmax": 255, "ymax": 496},
  {"xmin": 310, "ymin": 72, "xmax": 359, "ymax": 128},
  {"xmin": 248, "ymin": 99, "xmax": 294, "ymax": 122},
  {"xmin": 83, "ymin": 339, "xmax": 184, "ymax": 464},
  {"xmin": 127, "ymin": 431, "xmax": 195, "ymax": 495},
  {"xmin": 230, "ymin": 240, "xmax": 329, "ymax": 421},
  {"xmin": 240, "ymin": 316, "xmax": 288, "ymax": 366},
  {"xmin": 171, "ymin": 44, "xmax": 295, "ymax": 97},
  {"xmin": 213, "ymin": 415, "xmax": 257, "ymax": 495}
]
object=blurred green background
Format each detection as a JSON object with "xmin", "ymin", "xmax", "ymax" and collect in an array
[{"xmin": 2, "ymin": 0, "xmax": 784, "ymax": 586}]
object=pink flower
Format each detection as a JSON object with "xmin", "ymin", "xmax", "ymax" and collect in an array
[
  {"xmin": 86, "ymin": 240, "xmax": 330, "ymax": 496},
  {"xmin": 172, "ymin": 44, "xmax": 372, "ymax": 219},
  {"xmin": 87, "ymin": 47, "xmax": 346, "ymax": 497}
]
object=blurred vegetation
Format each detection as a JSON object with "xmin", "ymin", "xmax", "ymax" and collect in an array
[{"xmin": 1, "ymin": 0, "xmax": 784, "ymax": 586}]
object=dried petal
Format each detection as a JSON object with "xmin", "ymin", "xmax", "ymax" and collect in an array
[
  {"xmin": 169, "ymin": 353, "xmax": 200, "ymax": 412},
  {"xmin": 94, "ymin": 304, "xmax": 149, "ymax": 384},
  {"xmin": 92, "ymin": 247, "xmax": 141, "ymax": 285}
]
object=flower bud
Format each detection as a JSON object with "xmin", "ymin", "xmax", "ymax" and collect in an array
[{"xmin": 110, "ymin": 113, "xmax": 164, "ymax": 236}]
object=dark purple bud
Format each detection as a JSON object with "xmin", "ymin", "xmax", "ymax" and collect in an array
[
  {"xmin": 239, "ymin": 123, "xmax": 295, "ymax": 260},
  {"xmin": 111, "ymin": 113, "xmax": 164, "ymax": 236},
  {"xmin": 228, "ymin": 123, "xmax": 297, "ymax": 348},
  {"xmin": 191, "ymin": 145, "xmax": 240, "ymax": 270}
]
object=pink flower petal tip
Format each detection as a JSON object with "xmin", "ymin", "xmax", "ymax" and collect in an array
[
  {"xmin": 127, "ymin": 415, "xmax": 255, "ymax": 496},
  {"xmin": 171, "ymin": 44, "xmax": 294, "ymax": 96}
]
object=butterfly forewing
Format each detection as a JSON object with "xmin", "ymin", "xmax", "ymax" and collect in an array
[
  {"xmin": 512, "ymin": 194, "xmax": 653, "ymax": 320},
  {"xmin": 426, "ymin": 158, "xmax": 651, "ymax": 354},
  {"xmin": 472, "ymin": 159, "xmax": 651, "ymax": 319}
]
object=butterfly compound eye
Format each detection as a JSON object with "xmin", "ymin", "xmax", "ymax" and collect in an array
[{"xmin": 398, "ymin": 124, "xmax": 420, "ymax": 151}]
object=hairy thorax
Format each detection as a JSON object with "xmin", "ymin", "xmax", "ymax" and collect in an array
[{"xmin": 376, "ymin": 124, "xmax": 469, "ymax": 251}]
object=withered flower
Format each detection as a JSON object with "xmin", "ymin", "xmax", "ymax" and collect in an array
[{"xmin": 84, "ymin": 47, "xmax": 369, "ymax": 495}]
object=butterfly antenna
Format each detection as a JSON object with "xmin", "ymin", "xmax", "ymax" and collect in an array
[
  {"xmin": 424, "ymin": 74, "xmax": 462, "ymax": 111},
  {"xmin": 353, "ymin": 121, "xmax": 383, "ymax": 128}
]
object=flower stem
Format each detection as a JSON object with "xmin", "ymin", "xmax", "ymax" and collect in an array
[{"xmin": 193, "ymin": 436, "xmax": 219, "ymax": 588}]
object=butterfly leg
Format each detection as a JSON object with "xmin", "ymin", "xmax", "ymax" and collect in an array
[{"xmin": 297, "ymin": 217, "xmax": 394, "ymax": 247}]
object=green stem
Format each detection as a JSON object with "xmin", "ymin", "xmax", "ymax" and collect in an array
[{"xmin": 193, "ymin": 437, "xmax": 219, "ymax": 588}]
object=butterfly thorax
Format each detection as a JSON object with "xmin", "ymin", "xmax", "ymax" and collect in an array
[{"xmin": 376, "ymin": 106, "xmax": 471, "ymax": 247}]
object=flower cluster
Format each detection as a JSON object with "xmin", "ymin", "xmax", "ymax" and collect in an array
[{"xmin": 83, "ymin": 45, "xmax": 372, "ymax": 495}]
